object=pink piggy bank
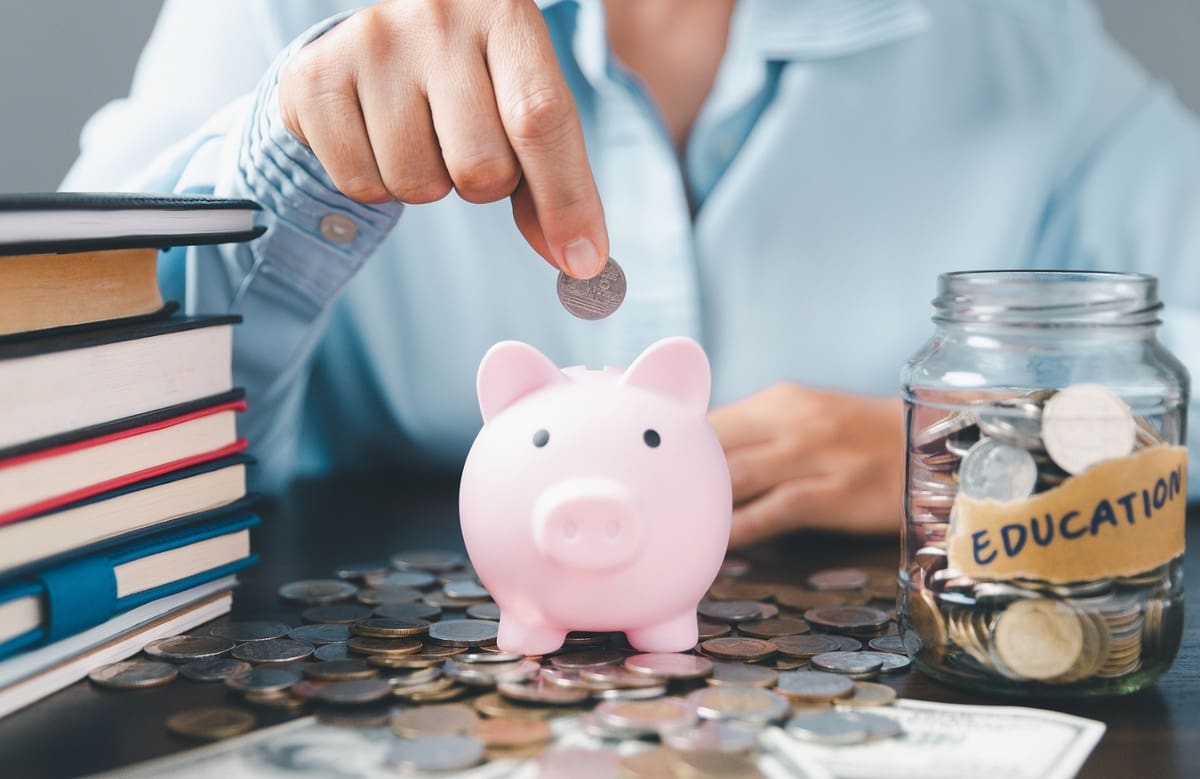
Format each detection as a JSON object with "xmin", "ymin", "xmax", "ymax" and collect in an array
[{"xmin": 459, "ymin": 337, "xmax": 732, "ymax": 655}]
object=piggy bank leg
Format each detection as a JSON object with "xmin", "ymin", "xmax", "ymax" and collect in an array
[
  {"xmin": 497, "ymin": 616, "xmax": 567, "ymax": 656},
  {"xmin": 625, "ymin": 611, "xmax": 699, "ymax": 653}
]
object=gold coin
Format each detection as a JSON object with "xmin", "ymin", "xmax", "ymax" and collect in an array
[
  {"xmin": 471, "ymin": 717, "xmax": 553, "ymax": 749},
  {"xmin": 472, "ymin": 692, "xmax": 554, "ymax": 720},
  {"xmin": 165, "ymin": 707, "xmax": 255, "ymax": 741},
  {"xmin": 992, "ymin": 599, "xmax": 1083, "ymax": 680},
  {"xmin": 907, "ymin": 587, "xmax": 948, "ymax": 649},
  {"xmin": 835, "ymin": 682, "xmax": 897, "ymax": 708}
]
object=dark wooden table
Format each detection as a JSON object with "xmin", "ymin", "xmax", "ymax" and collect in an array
[{"xmin": 1, "ymin": 475, "xmax": 1196, "ymax": 778}]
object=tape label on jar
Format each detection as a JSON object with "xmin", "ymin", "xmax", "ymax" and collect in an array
[{"xmin": 947, "ymin": 445, "xmax": 1187, "ymax": 583}]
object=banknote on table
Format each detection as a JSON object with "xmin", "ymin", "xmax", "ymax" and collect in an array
[{"xmin": 763, "ymin": 699, "xmax": 1105, "ymax": 779}]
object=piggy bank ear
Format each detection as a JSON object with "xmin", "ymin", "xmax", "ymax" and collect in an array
[
  {"xmin": 621, "ymin": 337, "xmax": 711, "ymax": 415},
  {"xmin": 477, "ymin": 341, "xmax": 565, "ymax": 423}
]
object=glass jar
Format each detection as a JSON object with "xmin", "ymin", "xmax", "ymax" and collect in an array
[{"xmin": 899, "ymin": 271, "xmax": 1189, "ymax": 697}]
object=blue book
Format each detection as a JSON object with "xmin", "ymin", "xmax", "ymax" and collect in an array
[{"xmin": 0, "ymin": 510, "xmax": 258, "ymax": 658}]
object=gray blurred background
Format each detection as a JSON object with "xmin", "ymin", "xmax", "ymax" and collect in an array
[{"xmin": 1, "ymin": 0, "xmax": 1197, "ymax": 191}]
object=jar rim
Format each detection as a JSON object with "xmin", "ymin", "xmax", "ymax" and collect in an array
[{"xmin": 934, "ymin": 270, "xmax": 1162, "ymax": 327}]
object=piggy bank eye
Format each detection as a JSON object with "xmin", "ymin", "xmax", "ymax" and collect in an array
[
  {"xmin": 532, "ymin": 429, "xmax": 550, "ymax": 447},
  {"xmin": 643, "ymin": 429, "xmax": 661, "ymax": 448}
]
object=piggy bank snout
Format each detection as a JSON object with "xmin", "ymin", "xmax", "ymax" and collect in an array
[{"xmin": 533, "ymin": 480, "xmax": 642, "ymax": 571}]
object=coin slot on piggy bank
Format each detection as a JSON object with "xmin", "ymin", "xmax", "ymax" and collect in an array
[{"xmin": 459, "ymin": 337, "xmax": 732, "ymax": 656}]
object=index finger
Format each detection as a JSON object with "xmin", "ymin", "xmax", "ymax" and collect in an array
[{"xmin": 487, "ymin": 9, "xmax": 608, "ymax": 279}]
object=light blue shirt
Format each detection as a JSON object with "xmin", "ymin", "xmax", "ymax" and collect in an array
[{"xmin": 63, "ymin": 0, "xmax": 1200, "ymax": 491}]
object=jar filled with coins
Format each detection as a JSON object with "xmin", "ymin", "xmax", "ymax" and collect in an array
[{"xmin": 900, "ymin": 271, "xmax": 1188, "ymax": 697}]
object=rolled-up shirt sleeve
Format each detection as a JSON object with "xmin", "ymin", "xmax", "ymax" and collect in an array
[{"xmin": 62, "ymin": 2, "xmax": 402, "ymax": 486}]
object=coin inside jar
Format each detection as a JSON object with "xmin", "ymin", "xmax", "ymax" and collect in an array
[
  {"xmin": 1041, "ymin": 384, "xmax": 1136, "ymax": 475},
  {"xmin": 958, "ymin": 438, "xmax": 1038, "ymax": 501}
]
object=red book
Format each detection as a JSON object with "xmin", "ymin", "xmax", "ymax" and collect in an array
[{"xmin": 0, "ymin": 391, "xmax": 246, "ymax": 525}]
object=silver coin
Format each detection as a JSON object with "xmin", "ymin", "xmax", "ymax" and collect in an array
[
  {"xmin": 288, "ymin": 623, "xmax": 353, "ymax": 645},
  {"xmin": 301, "ymin": 604, "xmax": 373, "ymax": 624},
  {"xmin": 314, "ymin": 678, "xmax": 393, "ymax": 705},
  {"xmin": 958, "ymin": 438, "xmax": 1038, "ymax": 501},
  {"xmin": 144, "ymin": 635, "xmax": 235, "ymax": 663},
  {"xmin": 466, "ymin": 602, "xmax": 501, "ymax": 621},
  {"xmin": 443, "ymin": 580, "xmax": 490, "ymax": 601},
  {"xmin": 446, "ymin": 659, "xmax": 540, "ymax": 687},
  {"xmin": 390, "ymin": 550, "xmax": 467, "ymax": 572},
  {"xmin": 687, "ymin": 686, "xmax": 789, "ymax": 724},
  {"xmin": 386, "ymin": 734, "xmax": 485, "ymax": 773},
  {"xmin": 661, "ymin": 720, "xmax": 760, "ymax": 754},
  {"xmin": 776, "ymin": 670, "xmax": 855, "ymax": 700},
  {"xmin": 278, "ymin": 579, "xmax": 357, "ymax": 605},
  {"xmin": 808, "ymin": 568, "xmax": 869, "ymax": 591},
  {"xmin": 457, "ymin": 651, "xmax": 526, "ymax": 664},
  {"xmin": 852, "ymin": 650, "xmax": 911, "ymax": 674},
  {"xmin": 333, "ymin": 562, "xmax": 390, "ymax": 581},
  {"xmin": 230, "ymin": 638, "xmax": 314, "ymax": 664},
  {"xmin": 364, "ymin": 570, "xmax": 437, "ymax": 589},
  {"xmin": 975, "ymin": 397, "xmax": 1045, "ymax": 450},
  {"xmin": 313, "ymin": 643, "xmax": 352, "ymax": 662},
  {"xmin": 427, "ymin": 619, "xmax": 499, "ymax": 647},
  {"xmin": 594, "ymin": 683, "xmax": 669, "ymax": 701},
  {"xmin": 89, "ymin": 659, "xmax": 178, "ymax": 689},
  {"xmin": 867, "ymin": 636, "xmax": 908, "ymax": 655},
  {"xmin": 556, "ymin": 256, "xmax": 627, "ymax": 320},
  {"xmin": 1041, "ymin": 384, "xmax": 1136, "ymax": 474},
  {"xmin": 223, "ymin": 667, "xmax": 301, "ymax": 693},
  {"xmin": 209, "ymin": 621, "xmax": 291, "ymax": 642},
  {"xmin": 785, "ymin": 711, "xmax": 870, "ymax": 745},
  {"xmin": 179, "ymin": 658, "xmax": 252, "ymax": 682},
  {"xmin": 707, "ymin": 662, "xmax": 779, "ymax": 688},
  {"xmin": 373, "ymin": 602, "xmax": 442, "ymax": 621},
  {"xmin": 810, "ymin": 652, "xmax": 883, "ymax": 679}
]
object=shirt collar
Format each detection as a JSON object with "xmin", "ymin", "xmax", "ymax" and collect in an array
[{"xmin": 536, "ymin": 0, "xmax": 930, "ymax": 61}]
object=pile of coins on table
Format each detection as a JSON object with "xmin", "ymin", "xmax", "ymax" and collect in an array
[
  {"xmin": 905, "ymin": 383, "xmax": 1184, "ymax": 690},
  {"xmin": 88, "ymin": 552, "xmax": 912, "ymax": 774}
]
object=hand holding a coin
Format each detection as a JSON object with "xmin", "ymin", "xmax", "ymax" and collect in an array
[
  {"xmin": 709, "ymin": 384, "xmax": 904, "ymax": 546},
  {"xmin": 278, "ymin": 0, "xmax": 609, "ymax": 279}
]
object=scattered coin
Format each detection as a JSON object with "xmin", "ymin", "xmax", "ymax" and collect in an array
[
  {"xmin": 776, "ymin": 670, "xmax": 855, "ymax": 701},
  {"xmin": 224, "ymin": 667, "xmax": 301, "ymax": 694},
  {"xmin": 209, "ymin": 621, "xmax": 291, "ymax": 643},
  {"xmin": 365, "ymin": 570, "xmax": 437, "ymax": 590},
  {"xmin": 390, "ymin": 550, "xmax": 467, "ymax": 572},
  {"xmin": 230, "ymin": 638, "xmax": 314, "ymax": 664},
  {"xmin": 772, "ymin": 634, "xmax": 843, "ymax": 659},
  {"xmin": 498, "ymin": 677, "xmax": 590, "ymax": 705},
  {"xmin": 549, "ymin": 649, "xmax": 628, "ymax": 670},
  {"xmin": 391, "ymin": 703, "xmax": 479, "ymax": 737},
  {"xmin": 317, "ymin": 702, "xmax": 393, "ymax": 728},
  {"xmin": 708, "ymin": 581, "xmax": 777, "ymax": 601},
  {"xmin": 687, "ymin": 686, "xmax": 789, "ymax": 724},
  {"xmin": 428, "ymin": 619, "xmax": 499, "ymax": 647},
  {"xmin": 810, "ymin": 651, "xmax": 884, "ymax": 679},
  {"xmin": 471, "ymin": 716, "xmax": 553, "ymax": 749},
  {"xmin": 165, "ymin": 707, "xmax": 255, "ymax": 741},
  {"xmin": 347, "ymin": 636, "xmax": 424, "ymax": 656},
  {"xmin": 707, "ymin": 662, "xmax": 778, "ymax": 688},
  {"xmin": 179, "ymin": 658, "xmax": 252, "ymax": 683},
  {"xmin": 594, "ymin": 696, "xmax": 695, "ymax": 736},
  {"xmin": 302, "ymin": 659, "xmax": 378, "ymax": 681},
  {"xmin": 144, "ymin": 635, "xmax": 235, "ymax": 663},
  {"xmin": 737, "ymin": 617, "xmax": 810, "ymax": 639},
  {"xmin": 698, "ymin": 620, "xmax": 732, "ymax": 640},
  {"xmin": 373, "ymin": 602, "xmax": 442, "ymax": 621},
  {"xmin": 625, "ymin": 653, "xmax": 714, "ymax": 680},
  {"xmin": 333, "ymin": 562, "xmax": 389, "ymax": 581},
  {"xmin": 556, "ymin": 256, "xmax": 627, "ymax": 320},
  {"xmin": 314, "ymin": 678, "xmax": 393, "ymax": 706},
  {"xmin": 698, "ymin": 600, "xmax": 768, "ymax": 623},
  {"xmin": 89, "ymin": 659, "xmax": 178, "ymax": 690},
  {"xmin": 867, "ymin": 636, "xmax": 908, "ymax": 655},
  {"xmin": 660, "ymin": 720, "xmax": 761, "ymax": 754},
  {"xmin": 351, "ymin": 617, "xmax": 431, "ymax": 639},
  {"xmin": 301, "ymin": 604, "xmax": 373, "ymax": 624},
  {"xmin": 287, "ymin": 623, "xmax": 353, "ymax": 645},
  {"xmin": 785, "ymin": 711, "xmax": 870, "ymax": 745},
  {"xmin": 312, "ymin": 643, "xmax": 352, "ymax": 662},
  {"xmin": 443, "ymin": 580, "xmax": 490, "ymax": 601},
  {"xmin": 836, "ymin": 681, "xmax": 897, "ymax": 708},
  {"xmin": 700, "ymin": 637, "xmax": 777, "ymax": 663},
  {"xmin": 466, "ymin": 602, "xmax": 501, "ymax": 621},
  {"xmin": 278, "ymin": 579, "xmax": 358, "ymax": 605},
  {"xmin": 356, "ymin": 587, "xmax": 424, "ymax": 605},
  {"xmin": 803, "ymin": 606, "xmax": 890, "ymax": 633},
  {"xmin": 808, "ymin": 568, "xmax": 869, "ymax": 591},
  {"xmin": 853, "ymin": 651, "xmax": 911, "ymax": 674}
]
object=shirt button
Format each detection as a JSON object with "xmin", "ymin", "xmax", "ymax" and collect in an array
[{"xmin": 319, "ymin": 213, "xmax": 357, "ymax": 244}]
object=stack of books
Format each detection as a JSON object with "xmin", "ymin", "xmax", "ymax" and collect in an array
[{"xmin": 0, "ymin": 193, "xmax": 265, "ymax": 717}]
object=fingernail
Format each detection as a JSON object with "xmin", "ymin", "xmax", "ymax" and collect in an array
[{"xmin": 562, "ymin": 238, "xmax": 602, "ymax": 279}]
